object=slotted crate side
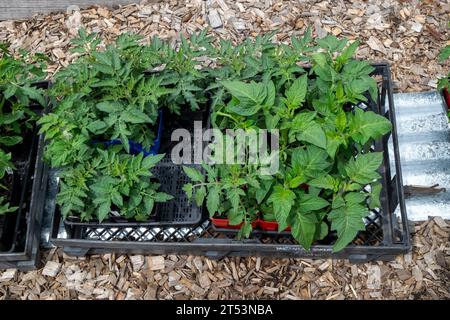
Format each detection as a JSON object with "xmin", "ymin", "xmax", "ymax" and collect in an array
[
  {"xmin": 50, "ymin": 64, "xmax": 410, "ymax": 262},
  {"xmin": 0, "ymin": 81, "xmax": 50, "ymax": 269}
]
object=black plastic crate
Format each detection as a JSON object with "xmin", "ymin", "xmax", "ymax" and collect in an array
[
  {"xmin": 56, "ymin": 108, "xmax": 208, "ymax": 239},
  {"xmin": 0, "ymin": 81, "xmax": 49, "ymax": 271},
  {"xmin": 49, "ymin": 63, "xmax": 410, "ymax": 262}
]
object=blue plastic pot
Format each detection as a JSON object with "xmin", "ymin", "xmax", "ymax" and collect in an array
[{"xmin": 92, "ymin": 109, "xmax": 163, "ymax": 157}]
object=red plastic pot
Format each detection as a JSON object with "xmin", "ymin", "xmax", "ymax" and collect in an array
[
  {"xmin": 258, "ymin": 219, "xmax": 291, "ymax": 232},
  {"xmin": 210, "ymin": 217, "xmax": 258, "ymax": 229},
  {"xmin": 443, "ymin": 88, "xmax": 450, "ymax": 110}
]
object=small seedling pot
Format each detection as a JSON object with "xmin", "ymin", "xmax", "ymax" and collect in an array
[
  {"xmin": 210, "ymin": 217, "xmax": 258, "ymax": 230},
  {"xmin": 258, "ymin": 219, "xmax": 291, "ymax": 232}
]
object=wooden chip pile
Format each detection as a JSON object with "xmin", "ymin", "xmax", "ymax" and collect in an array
[
  {"xmin": 0, "ymin": 0, "xmax": 449, "ymax": 299},
  {"xmin": 0, "ymin": 0, "xmax": 449, "ymax": 91},
  {"xmin": 0, "ymin": 217, "xmax": 448, "ymax": 300}
]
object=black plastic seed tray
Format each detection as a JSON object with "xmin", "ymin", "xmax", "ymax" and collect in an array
[
  {"xmin": 58, "ymin": 108, "xmax": 207, "ymax": 239},
  {"xmin": 49, "ymin": 63, "xmax": 410, "ymax": 262},
  {"xmin": 0, "ymin": 81, "xmax": 49, "ymax": 271}
]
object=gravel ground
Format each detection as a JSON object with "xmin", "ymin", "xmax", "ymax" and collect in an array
[{"xmin": 0, "ymin": 0, "xmax": 449, "ymax": 300}]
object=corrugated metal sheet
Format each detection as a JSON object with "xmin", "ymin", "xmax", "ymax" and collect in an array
[{"xmin": 390, "ymin": 91, "xmax": 450, "ymax": 221}]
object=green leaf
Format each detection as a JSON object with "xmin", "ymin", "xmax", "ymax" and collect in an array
[
  {"xmin": 206, "ymin": 185, "xmax": 220, "ymax": 215},
  {"xmin": 369, "ymin": 183, "xmax": 382, "ymax": 209},
  {"xmin": 345, "ymin": 152, "xmax": 383, "ymax": 184},
  {"xmin": 325, "ymin": 133, "xmax": 344, "ymax": 159},
  {"xmin": 228, "ymin": 208, "xmax": 244, "ymax": 225},
  {"xmin": 291, "ymin": 211, "xmax": 317, "ymax": 250},
  {"xmin": 288, "ymin": 175, "xmax": 307, "ymax": 188},
  {"xmin": 298, "ymin": 194, "xmax": 329, "ymax": 212},
  {"xmin": 20, "ymin": 86, "xmax": 45, "ymax": 106},
  {"xmin": 297, "ymin": 122, "xmax": 327, "ymax": 149},
  {"xmin": 121, "ymin": 109, "xmax": 152, "ymax": 123},
  {"xmin": 311, "ymin": 52, "xmax": 327, "ymax": 67},
  {"xmin": 339, "ymin": 40, "xmax": 359, "ymax": 63},
  {"xmin": 227, "ymin": 102, "xmax": 263, "ymax": 116},
  {"xmin": 142, "ymin": 153, "xmax": 165, "ymax": 169},
  {"xmin": 96, "ymin": 101, "xmax": 123, "ymax": 113},
  {"xmin": 87, "ymin": 120, "xmax": 107, "ymax": 133},
  {"xmin": 155, "ymin": 192, "xmax": 173, "ymax": 202},
  {"xmin": 316, "ymin": 221, "xmax": 329, "ymax": 240},
  {"xmin": 291, "ymin": 145, "xmax": 330, "ymax": 176},
  {"xmin": 227, "ymin": 188, "xmax": 245, "ymax": 211},
  {"xmin": 144, "ymin": 197, "xmax": 155, "ymax": 213},
  {"xmin": 285, "ymin": 74, "xmax": 308, "ymax": 107},
  {"xmin": 329, "ymin": 202, "xmax": 368, "ymax": 252},
  {"xmin": 350, "ymin": 108, "xmax": 392, "ymax": 144},
  {"xmin": 0, "ymin": 136, "xmax": 22, "ymax": 146},
  {"xmin": 308, "ymin": 175, "xmax": 335, "ymax": 190},
  {"xmin": 182, "ymin": 183, "xmax": 193, "ymax": 199},
  {"xmin": 194, "ymin": 186, "xmax": 206, "ymax": 207},
  {"xmin": 344, "ymin": 192, "xmax": 367, "ymax": 204},
  {"xmin": 255, "ymin": 180, "xmax": 272, "ymax": 204},
  {"xmin": 264, "ymin": 80, "xmax": 275, "ymax": 106},
  {"xmin": 222, "ymin": 80, "xmax": 266, "ymax": 112},
  {"xmin": 438, "ymin": 45, "xmax": 450, "ymax": 62},
  {"xmin": 182, "ymin": 166, "xmax": 204, "ymax": 182},
  {"xmin": 3, "ymin": 85, "xmax": 17, "ymax": 100},
  {"xmin": 267, "ymin": 185, "xmax": 296, "ymax": 229},
  {"xmin": 238, "ymin": 222, "xmax": 253, "ymax": 239},
  {"xmin": 97, "ymin": 201, "xmax": 111, "ymax": 222}
]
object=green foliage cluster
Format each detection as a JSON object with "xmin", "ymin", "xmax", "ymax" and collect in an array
[
  {"xmin": 183, "ymin": 32, "xmax": 392, "ymax": 252},
  {"xmin": 0, "ymin": 43, "xmax": 47, "ymax": 214}
]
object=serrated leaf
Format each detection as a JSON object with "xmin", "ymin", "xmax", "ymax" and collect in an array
[
  {"xmin": 182, "ymin": 166, "xmax": 204, "ymax": 182},
  {"xmin": 97, "ymin": 201, "xmax": 111, "ymax": 222},
  {"xmin": 298, "ymin": 194, "xmax": 329, "ymax": 212},
  {"xmin": 339, "ymin": 40, "xmax": 359, "ymax": 63},
  {"xmin": 369, "ymin": 183, "xmax": 382, "ymax": 209},
  {"xmin": 297, "ymin": 121, "xmax": 327, "ymax": 149},
  {"xmin": 182, "ymin": 183, "xmax": 193, "ymax": 199},
  {"xmin": 285, "ymin": 74, "xmax": 308, "ymax": 107},
  {"xmin": 350, "ymin": 108, "xmax": 392, "ymax": 144},
  {"xmin": 308, "ymin": 175, "xmax": 335, "ymax": 190},
  {"xmin": 20, "ymin": 86, "xmax": 45, "ymax": 106},
  {"xmin": 142, "ymin": 153, "xmax": 164, "ymax": 169},
  {"xmin": 222, "ymin": 80, "xmax": 266, "ymax": 112},
  {"xmin": 345, "ymin": 152, "xmax": 383, "ymax": 184},
  {"xmin": 206, "ymin": 185, "xmax": 220, "ymax": 215},
  {"xmin": 238, "ymin": 221, "xmax": 253, "ymax": 239},
  {"xmin": 292, "ymin": 145, "xmax": 330, "ymax": 176},
  {"xmin": 96, "ymin": 101, "xmax": 123, "ymax": 113},
  {"xmin": 155, "ymin": 192, "xmax": 173, "ymax": 202},
  {"xmin": 194, "ymin": 186, "xmax": 206, "ymax": 207},
  {"xmin": 121, "ymin": 109, "xmax": 152, "ymax": 123},
  {"xmin": 0, "ymin": 136, "xmax": 22, "ymax": 146},
  {"xmin": 227, "ymin": 102, "xmax": 262, "ymax": 116},
  {"xmin": 144, "ymin": 197, "xmax": 155, "ymax": 213},
  {"xmin": 329, "ymin": 202, "xmax": 368, "ymax": 252},
  {"xmin": 227, "ymin": 188, "xmax": 245, "ymax": 211},
  {"xmin": 86, "ymin": 120, "xmax": 107, "ymax": 133},
  {"xmin": 268, "ymin": 185, "xmax": 296, "ymax": 229},
  {"xmin": 255, "ymin": 180, "xmax": 272, "ymax": 204},
  {"xmin": 291, "ymin": 211, "xmax": 317, "ymax": 250}
]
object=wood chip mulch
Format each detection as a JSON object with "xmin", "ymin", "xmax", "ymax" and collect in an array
[
  {"xmin": 0, "ymin": 217, "xmax": 448, "ymax": 300},
  {"xmin": 0, "ymin": 0, "xmax": 449, "ymax": 300},
  {"xmin": 0, "ymin": 0, "xmax": 449, "ymax": 91}
]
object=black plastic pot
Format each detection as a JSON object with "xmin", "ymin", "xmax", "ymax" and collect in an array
[
  {"xmin": 0, "ymin": 81, "xmax": 50, "ymax": 271},
  {"xmin": 49, "ymin": 64, "xmax": 410, "ymax": 262}
]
